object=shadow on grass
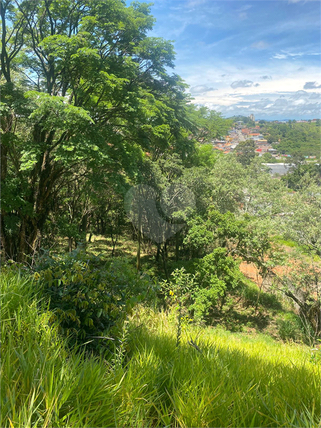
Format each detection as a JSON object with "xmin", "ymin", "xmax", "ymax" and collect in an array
[
  {"xmin": 123, "ymin": 322, "xmax": 319, "ymax": 427},
  {"xmin": 211, "ymin": 309, "xmax": 270, "ymax": 332}
]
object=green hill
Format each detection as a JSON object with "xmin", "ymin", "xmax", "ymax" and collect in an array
[{"xmin": 262, "ymin": 122, "xmax": 321, "ymax": 157}]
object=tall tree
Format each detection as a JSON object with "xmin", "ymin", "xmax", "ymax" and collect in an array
[{"xmin": 0, "ymin": 0, "xmax": 191, "ymax": 261}]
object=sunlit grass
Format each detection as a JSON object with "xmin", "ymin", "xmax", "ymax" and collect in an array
[
  {"xmin": 1, "ymin": 271, "xmax": 320, "ymax": 427},
  {"xmin": 121, "ymin": 306, "xmax": 320, "ymax": 427},
  {"xmin": 1, "ymin": 270, "xmax": 117, "ymax": 428}
]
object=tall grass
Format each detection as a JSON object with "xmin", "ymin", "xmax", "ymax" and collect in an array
[
  {"xmin": 1, "ymin": 271, "xmax": 320, "ymax": 427},
  {"xmin": 1, "ymin": 270, "xmax": 118, "ymax": 428},
  {"xmin": 119, "ymin": 307, "xmax": 321, "ymax": 427}
]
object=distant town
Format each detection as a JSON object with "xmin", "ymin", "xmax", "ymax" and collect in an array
[{"xmin": 212, "ymin": 115, "xmax": 320, "ymax": 160}]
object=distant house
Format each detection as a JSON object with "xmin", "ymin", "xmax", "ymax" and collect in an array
[
  {"xmin": 255, "ymin": 144, "xmax": 271, "ymax": 154},
  {"xmin": 241, "ymin": 128, "xmax": 250, "ymax": 135}
]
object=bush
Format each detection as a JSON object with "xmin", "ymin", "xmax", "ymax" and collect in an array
[
  {"xmin": 195, "ymin": 248, "xmax": 245, "ymax": 312},
  {"xmin": 34, "ymin": 251, "xmax": 155, "ymax": 350},
  {"xmin": 165, "ymin": 249, "xmax": 245, "ymax": 325}
]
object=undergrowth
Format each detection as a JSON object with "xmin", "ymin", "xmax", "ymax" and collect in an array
[{"xmin": 1, "ymin": 270, "xmax": 320, "ymax": 427}]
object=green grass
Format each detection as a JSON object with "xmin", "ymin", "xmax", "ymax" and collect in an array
[
  {"xmin": 122, "ymin": 306, "xmax": 320, "ymax": 427},
  {"xmin": 274, "ymin": 236, "xmax": 298, "ymax": 248},
  {"xmin": 1, "ymin": 270, "xmax": 118, "ymax": 428},
  {"xmin": 1, "ymin": 271, "xmax": 320, "ymax": 427}
]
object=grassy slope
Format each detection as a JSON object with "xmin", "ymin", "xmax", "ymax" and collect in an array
[
  {"xmin": 122, "ymin": 306, "xmax": 321, "ymax": 427},
  {"xmin": 84, "ymin": 235, "xmax": 312, "ymax": 342},
  {"xmin": 1, "ymin": 271, "xmax": 320, "ymax": 428}
]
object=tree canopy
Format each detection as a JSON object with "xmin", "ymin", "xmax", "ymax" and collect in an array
[{"xmin": 0, "ymin": 0, "xmax": 198, "ymax": 260}]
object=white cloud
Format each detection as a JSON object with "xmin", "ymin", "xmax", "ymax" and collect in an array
[
  {"xmin": 273, "ymin": 53, "xmax": 288, "ymax": 60},
  {"xmin": 231, "ymin": 80, "xmax": 253, "ymax": 89},
  {"xmin": 273, "ymin": 98, "xmax": 288, "ymax": 106},
  {"xmin": 272, "ymin": 50, "xmax": 320, "ymax": 60},
  {"xmin": 238, "ymin": 12, "xmax": 247, "ymax": 20},
  {"xmin": 180, "ymin": 59, "xmax": 321, "ymax": 119},
  {"xmin": 287, "ymin": 0, "xmax": 315, "ymax": 3},
  {"xmin": 304, "ymin": 81, "xmax": 321, "ymax": 89},
  {"xmin": 309, "ymin": 92, "xmax": 321, "ymax": 100},
  {"xmin": 190, "ymin": 85, "xmax": 216, "ymax": 94},
  {"xmin": 185, "ymin": 0, "xmax": 209, "ymax": 7},
  {"xmin": 290, "ymin": 90, "xmax": 309, "ymax": 99}
]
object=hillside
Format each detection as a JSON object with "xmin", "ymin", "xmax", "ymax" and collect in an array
[
  {"xmin": 263, "ymin": 121, "xmax": 321, "ymax": 157},
  {"xmin": 1, "ymin": 271, "xmax": 320, "ymax": 428}
]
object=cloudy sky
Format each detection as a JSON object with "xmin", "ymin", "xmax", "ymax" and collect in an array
[{"xmin": 147, "ymin": 0, "xmax": 321, "ymax": 120}]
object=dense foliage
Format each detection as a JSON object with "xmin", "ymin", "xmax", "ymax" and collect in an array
[
  {"xmin": 1, "ymin": 1, "xmax": 321, "ymax": 425},
  {"xmin": 1, "ymin": 0, "xmax": 191, "ymax": 260},
  {"xmin": 261, "ymin": 121, "xmax": 321, "ymax": 156},
  {"xmin": 35, "ymin": 251, "xmax": 154, "ymax": 349}
]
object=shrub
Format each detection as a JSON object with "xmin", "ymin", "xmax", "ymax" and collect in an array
[
  {"xmin": 164, "ymin": 249, "xmax": 245, "ymax": 325},
  {"xmin": 34, "ymin": 251, "xmax": 155, "ymax": 350},
  {"xmin": 195, "ymin": 248, "xmax": 245, "ymax": 312},
  {"xmin": 162, "ymin": 268, "xmax": 196, "ymax": 346}
]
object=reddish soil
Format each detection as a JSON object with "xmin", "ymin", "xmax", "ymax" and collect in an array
[{"xmin": 239, "ymin": 261, "xmax": 300, "ymax": 288}]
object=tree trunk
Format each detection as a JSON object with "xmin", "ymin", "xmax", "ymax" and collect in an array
[
  {"xmin": 156, "ymin": 243, "xmax": 160, "ymax": 262},
  {"xmin": 175, "ymin": 233, "xmax": 179, "ymax": 261},
  {"xmin": 137, "ymin": 228, "xmax": 141, "ymax": 271},
  {"xmin": 161, "ymin": 243, "xmax": 169, "ymax": 281}
]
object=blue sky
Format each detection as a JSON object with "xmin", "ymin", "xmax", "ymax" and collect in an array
[{"xmin": 146, "ymin": 0, "xmax": 321, "ymax": 119}]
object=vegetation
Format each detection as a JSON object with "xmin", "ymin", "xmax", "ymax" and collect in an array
[
  {"xmin": 34, "ymin": 251, "xmax": 155, "ymax": 350},
  {"xmin": 1, "ymin": 0, "xmax": 321, "ymax": 426},
  {"xmin": 235, "ymin": 140, "xmax": 256, "ymax": 166},
  {"xmin": 230, "ymin": 115, "xmax": 256, "ymax": 127},
  {"xmin": 261, "ymin": 121, "xmax": 321, "ymax": 157},
  {"xmin": 1, "ymin": 271, "xmax": 320, "ymax": 428}
]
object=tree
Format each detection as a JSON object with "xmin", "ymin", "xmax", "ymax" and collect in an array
[
  {"xmin": 282, "ymin": 183, "xmax": 321, "ymax": 257},
  {"xmin": 210, "ymin": 155, "xmax": 248, "ymax": 213},
  {"xmin": 190, "ymin": 143, "xmax": 221, "ymax": 168},
  {"xmin": 0, "ymin": 0, "xmax": 191, "ymax": 261},
  {"xmin": 282, "ymin": 163, "xmax": 321, "ymax": 190},
  {"xmin": 190, "ymin": 247, "xmax": 244, "ymax": 319},
  {"xmin": 235, "ymin": 140, "xmax": 256, "ymax": 166},
  {"xmin": 261, "ymin": 152, "xmax": 277, "ymax": 163},
  {"xmin": 273, "ymin": 253, "xmax": 321, "ymax": 341},
  {"xmin": 188, "ymin": 105, "xmax": 233, "ymax": 143}
]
